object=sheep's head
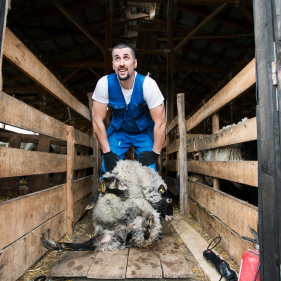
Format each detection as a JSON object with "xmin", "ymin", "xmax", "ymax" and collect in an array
[{"xmin": 152, "ymin": 185, "xmax": 173, "ymax": 222}]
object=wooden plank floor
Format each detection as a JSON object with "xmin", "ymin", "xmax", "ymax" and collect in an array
[{"xmin": 51, "ymin": 222, "xmax": 193, "ymax": 279}]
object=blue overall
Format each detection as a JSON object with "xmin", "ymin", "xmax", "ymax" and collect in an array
[{"xmin": 100, "ymin": 73, "xmax": 156, "ymax": 173}]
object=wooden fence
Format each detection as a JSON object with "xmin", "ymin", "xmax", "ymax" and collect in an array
[
  {"xmin": 0, "ymin": 91, "xmax": 98, "ymax": 281},
  {"xmin": 162, "ymin": 58, "xmax": 258, "ymax": 265}
]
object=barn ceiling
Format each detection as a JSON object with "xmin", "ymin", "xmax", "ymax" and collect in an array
[{"xmin": 2, "ymin": 0, "xmax": 256, "ymax": 134}]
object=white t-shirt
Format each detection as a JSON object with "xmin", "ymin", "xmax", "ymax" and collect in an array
[{"xmin": 92, "ymin": 71, "xmax": 164, "ymax": 109}]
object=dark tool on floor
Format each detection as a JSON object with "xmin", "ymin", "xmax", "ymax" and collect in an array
[{"xmin": 203, "ymin": 236, "xmax": 238, "ymax": 281}]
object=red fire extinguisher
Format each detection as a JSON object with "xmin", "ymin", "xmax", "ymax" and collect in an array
[{"xmin": 239, "ymin": 227, "xmax": 260, "ymax": 281}]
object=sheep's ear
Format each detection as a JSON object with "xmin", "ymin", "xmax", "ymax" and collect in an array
[{"xmin": 158, "ymin": 185, "xmax": 165, "ymax": 193}]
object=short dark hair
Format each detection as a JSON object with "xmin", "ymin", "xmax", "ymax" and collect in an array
[{"xmin": 112, "ymin": 43, "xmax": 136, "ymax": 60}]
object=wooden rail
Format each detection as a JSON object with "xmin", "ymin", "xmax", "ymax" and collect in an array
[
  {"xmin": 0, "ymin": 93, "xmax": 97, "ymax": 280},
  {"xmin": 188, "ymin": 160, "xmax": 258, "ymax": 187},
  {"xmin": 185, "ymin": 59, "xmax": 255, "ymax": 132},
  {"xmin": 0, "ymin": 92, "xmax": 68, "ymax": 140},
  {"xmin": 3, "ymin": 29, "xmax": 91, "ymax": 121},
  {"xmin": 188, "ymin": 117, "xmax": 257, "ymax": 152},
  {"xmin": 0, "ymin": 147, "xmax": 67, "ymax": 177}
]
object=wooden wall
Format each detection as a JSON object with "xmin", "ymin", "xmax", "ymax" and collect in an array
[{"xmin": 163, "ymin": 59, "xmax": 258, "ymax": 265}]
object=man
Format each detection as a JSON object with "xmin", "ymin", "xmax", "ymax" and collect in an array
[{"xmin": 92, "ymin": 43, "xmax": 166, "ymax": 173}]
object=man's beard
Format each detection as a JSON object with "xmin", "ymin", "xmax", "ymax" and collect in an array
[{"xmin": 118, "ymin": 67, "xmax": 130, "ymax": 81}]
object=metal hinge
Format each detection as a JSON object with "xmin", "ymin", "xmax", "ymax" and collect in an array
[{"xmin": 272, "ymin": 61, "xmax": 278, "ymax": 86}]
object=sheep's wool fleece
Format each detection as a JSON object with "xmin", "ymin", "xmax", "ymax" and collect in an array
[
  {"xmin": 103, "ymin": 160, "xmax": 167, "ymax": 203},
  {"xmin": 93, "ymin": 160, "xmax": 166, "ymax": 251}
]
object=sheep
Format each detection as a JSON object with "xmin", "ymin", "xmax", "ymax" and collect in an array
[{"xmin": 42, "ymin": 160, "xmax": 173, "ymax": 252}]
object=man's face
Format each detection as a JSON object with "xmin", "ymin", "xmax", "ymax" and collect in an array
[{"xmin": 112, "ymin": 48, "xmax": 137, "ymax": 81}]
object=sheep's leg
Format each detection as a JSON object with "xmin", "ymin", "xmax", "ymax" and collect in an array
[
  {"xmin": 144, "ymin": 214, "xmax": 154, "ymax": 240},
  {"xmin": 107, "ymin": 189, "xmax": 129, "ymax": 200},
  {"xmin": 42, "ymin": 236, "xmax": 97, "ymax": 251}
]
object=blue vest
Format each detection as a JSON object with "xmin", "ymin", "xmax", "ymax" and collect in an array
[{"xmin": 106, "ymin": 73, "xmax": 154, "ymax": 140}]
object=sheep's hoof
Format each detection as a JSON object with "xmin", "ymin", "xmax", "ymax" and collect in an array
[
  {"xmin": 42, "ymin": 240, "xmax": 62, "ymax": 251},
  {"xmin": 144, "ymin": 214, "xmax": 154, "ymax": 240}
]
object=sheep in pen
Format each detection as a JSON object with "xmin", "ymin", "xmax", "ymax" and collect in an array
[
  {"xmin": 43, "ymin": 160, "xmax": 173, "ymax": 252},
  {"xmin": 191, "ymin": 140, "xmax": 258, "ymax": 206}
]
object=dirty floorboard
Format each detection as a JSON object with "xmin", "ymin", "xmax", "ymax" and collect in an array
[{"xmin": 51, "ymin": 222, "xmax": 193, "ymax": 279}]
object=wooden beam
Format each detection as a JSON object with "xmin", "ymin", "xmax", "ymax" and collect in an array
[
  {"xmin": 0, "ymin": 147, "xmax": 67, "ymax": 177},
  {"xmin": 185, "ymin": 59, "xmax": 255, "ymax": 132},
  {"xmin": 199, "ymin": 71, "xmax": 219, "ymax": 91},
  {"xmin": 166, "ymin": 139, "xmax": 179, "ymax": 155},
  {"xmin": 177, "ymin": 0, "xmax": 252, "ymax": 5},
  {"xmin": 66, "ymin": 126, "xmax": 74, "ymax": 237},
  {"xmin": 167, "ymin": 0, "xmax": 174, "ymax": 122},
  {"xmin": 3, "ymin": 29, "xmax": 91, "ymax": 121},
  {"xmin": 239, "ymin": 4, "xmax": 254, "ymax": 24},
  {"xmin": 61, "ymin": 67, "xmax": 81, "ymax": 84},
  {"xmin": 188, "ymin": 117, "xmax": 257, "ymax": 152},
  {"xmin": 88, "ymin": 67, "xmax": 100, "ymax": 79},
  {"xmin": 212, "ymin": 113, "xmax": 220, "ymax": 190},
  {"xmin": 51, "ymin": 0, "xmax": 104, "ymax": 53},
  {"xmin": 174, "ymin": 3, "xmax": 228, "ymax": 53},
  {"xmin": 159, "ymin": 34, "xmax": 254, "ymax": 41},
  {"xmin": 188, "ymin": 160, "xmax": 258, "ymax": 187},
  {"xmin": 46, "ymin": 61, "xmax": 104, "ymax": 68},
  {"xmin": 0, "ymin": 92, "xmax": 68, "ymax": 140},
  {"xmin": 176, "ymin": 3, "xmax": 253, "ymax": 32},
  {"xmin": 177, "ymin": 93, "xmax": 188, "ymax": 214},
  {"xmin": 167, "ymin": 115, "xmax": 178, "ymax": 134},
  {"xmin": 192, "ymin": 48, "xmax": 255, "ymax": 113},
  {"xmin": 189, "ymin": 181, "xmax": 258, "ymax": 237},
  {"xmin": 174, "ymin": 71, "xmax": 191, "ymax": 87}
]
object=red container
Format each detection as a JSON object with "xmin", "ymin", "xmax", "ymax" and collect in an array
[{"xmin": 239, "ymin": 250, "xmax": 260, "ymax": 281}]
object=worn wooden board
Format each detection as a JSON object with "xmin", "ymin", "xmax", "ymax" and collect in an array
[
  {"xmin": 189, "ymin": 182, "xmax": 258, "ymax": 237},
  {"xmin": 0, "ymin": 184, "xmax": 66, "ymax": 251},
  {"xmin": 74, "ymin": 129, "xmax": 93, "ymax": 147},
  {"xmin": 166, "ymin": 176, "xmax": 178, "ymax": 196},
  {"xmin": 188, "ymin": 117, "xmax": 257, "ymax": 152},
  {"xmin": 74, "ymin": 155, "xmax": 94, "ymax": 170},
  {"xmin": 170, "ymin": 214, "xmax": 222, "ymax": 281},
  {"xmin": 88, "ymin": 249, "xmax": 128, "ymax": 279},
  {"xmin": 0, "ymin": 211, "xmax": 66, "ymax": 281},
  {"xmin": 189, "ymin": 200, "xmax": 254, "ymax": 265},
  {"xmin": 73, "ymin": 175, "xmax": 93, "ymax": 203},
  {"xmin": 0, "ymin": 132, "xmax": 67, "ymax": 145},
  {"xmin": 188, "ymin": 160, "xmax": 258, "ymax": 187},
  {"xmin": 126, "ymin": 244, "xmax": 162, "ymax": 279},
  {"xmin": 0, "ymin": 92, "xmax": 67, "ymax": 140},
  {"xmin": 163, "ymin": 159, "xmax": 177, "ymax": 171},
  {"xmin": 51, "ymin": 225, "xmax": 97, "ymax": 278},
  {"xmin": 0, "ymin": 147, "xmax": 67, "ymax": 177},
  {"xmin": 157, "ymin": 235, "xmax": 193, "ymax": 278},
  {"xmin": 185, "ymin": 59, "xmax": 255, "ymax": 132},
  {"xmin": 3, "ymin": 28, "xmax": 91, "ymax": 121},
  {"xmin": 73, "ymin": 193, "xmax": 92, "ymax": 223},
  {"xmin": 166, "ymin": 138, "xmax": 179, "ymax": 155}
]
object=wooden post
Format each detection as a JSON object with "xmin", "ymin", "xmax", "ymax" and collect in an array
[
  {"xmin": 28, "ymin": 135, "xmax": 51, "ymax": 193},
  {"xmin": 0, "ymin": 0, "xmax": 9, "ymax": 91},
  {"xmin": 167, "ymin": 0, "xmax": 174, "ymax": 123},
  {"xmin": 177, "ymin": 93, "xmax": 188, "ymax": 214},
  {"xmin": 104, "ymin": 0, "xmax": 113, "ymax": 127},
  {"xmin": 254, "ymin": 0, "xmax": 281, "ymax": 279},
  {"xmin": 212, "ymin": 113, "xmax": 220, "ymax": 190},
  {"xmin": 87, "ymin": 92, "xmax": 100, "ymax": 196},
  {"xmin": 66, "ymin": 126, "xmax": 75, "ymax": 237}
]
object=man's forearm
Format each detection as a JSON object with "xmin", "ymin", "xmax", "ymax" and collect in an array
[
  {"xmin": 152, "ymin": 122, "xmax": 166, "ymax": 153},
  {"xmin": 92, "ymin": 120, "xmax": 110, "ymax": 153}
]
